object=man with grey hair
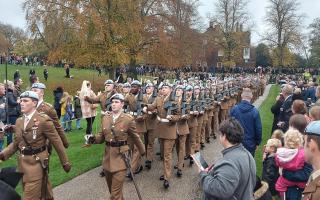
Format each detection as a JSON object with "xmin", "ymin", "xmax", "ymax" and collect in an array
[
  {"xmin": 230, "ymin": 88, "xmax": 262, "ymax": 156},
  {"xmin": 278, "ymin": 84, "xmax": 294, "ymax": 132}
]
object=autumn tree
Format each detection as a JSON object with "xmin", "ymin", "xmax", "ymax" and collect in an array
[
  {"xmin": 255, "ymin": 43, "xmax": 272, "ymax": 67},
  {"xmin": 264, "ymin": 0, "xmax": 303, "ymax": 67},
  {"xmin": 208, "ymin": 0, "xmax": 250, "ymax": 65},
  {"xmin": 309, "ymin": 18, "xmax": 320, "ymax": 67}
]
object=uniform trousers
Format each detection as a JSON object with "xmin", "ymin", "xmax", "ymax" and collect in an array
[
  {"xmin": 23, "ymin": 178, "xmax": 53, "ymax": 200},
  {"xmin": 175, "ymin": 135, "xmax": 187, "ymax": 170},
  {"xmin": 163, "ymin": 139, "xmax": 176, "ymax": 180},
  {"xmin": 186, "ymin": 126, "xmax": 197, "ymax": 156},
  {"xmin": 146, "ymin": 129, "xmax": 156, "ymax": 161},
  {"xmin": 105, "ymin": 170, "xmax": 126, "ymax": 200}
]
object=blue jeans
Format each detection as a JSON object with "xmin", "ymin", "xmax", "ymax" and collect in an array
[
  {"xmin": 0, "ymin": 139, "xmax": 3, "ymax": 151},
  {"xmin": 61, "ymin": 115, "xmax": 72, "ymax": 131},
  {"xmin": 76, "ymin": 119, "xmax": 81, "ymax": 129},
  {"xmin": 7, "ymin": 116, "xmax": 18, "ymax": 146}
]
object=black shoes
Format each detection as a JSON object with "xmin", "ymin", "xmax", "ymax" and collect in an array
[
  {"xmin": 200, "ymin": 143, "xmax": 205, "ymax": 149},
  {"xmin": 190, "ymin": 157, "xmax": 194, "ymax": 165},
  {"xmin": 213, "ymin": 134, "xmax": 217, "ymax": 139},
  {"xmin": 176, "ymin": 169, "xmax": 182, "ymax": 178},
  {"xmin": 163, "ymin": 180, "xmax": 170, "ymax": 189},
  {"xmin": 206, "ymin": 138, "xmax": 210, "ymax": 143},
  {"xmin": 159, "ymin": 175, "xmax": 164, "ymax": 181},
  {"xmin": 99, "ymin": 170, "xmax": 105, "ymax": 177},
  {"xmin": 145, "ymin": 160, "xmax": 152, "ymax": 169},
  {"xmin": 134, "ymin": 165, "xmax": 143, "ymax": 174}
]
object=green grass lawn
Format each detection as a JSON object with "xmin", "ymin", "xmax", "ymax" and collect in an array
[{"xmin": 255, "ymin": 85, "xmax": 281, "ymax": 176}]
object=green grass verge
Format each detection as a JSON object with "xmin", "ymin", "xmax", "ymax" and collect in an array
[{"xmin": 255, "ymin": 85, "xmax": 281, "ymax": 176}]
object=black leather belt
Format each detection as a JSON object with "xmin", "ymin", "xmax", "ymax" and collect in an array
[
  {"xmin": 105, "ymin": 141, "xmax": 127, "ymax": 147},
  {"xmin": 20, "ymin": 146, "xmax": 47, "ymax": 155}
]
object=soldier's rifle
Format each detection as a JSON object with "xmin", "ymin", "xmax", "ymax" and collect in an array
[
  {"xmin": 136, "ymin": 89, "xmax": 145, "ymax": 116},
  {"xmin": 181, "ymin": 90, "xmax": 190, "ymax": 116},
  {"xmin": 164, "ymin": 89, "xmax": 178, "ymax": 116}
]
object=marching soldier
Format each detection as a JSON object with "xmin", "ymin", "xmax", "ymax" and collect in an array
[
  {"xmin": 144, "ymin": 82, "xmax": 158, "ymax": 169},
  {"xmin": 185, "ymin": 85, "xmax": 198, "ymax": 165},
  {"xmin": 31, "ymin": 83, "xmax": 69, "ymax": 149},
  {"xmin": 175, "ymin": 85, "xmax": 189, "ymax": 177},
  {"xmin": 211, "ymin": 83, "xmax": 219, "ymax": 139},
  {"xmin": 85, "ymin": 79, "xmax": 115, "ymax": 115},
  {"xmin": 144, "ymin": 83, "xmax": 179, "ymax": 188},
  {"xmin": 124, "ymin": 80, "xmax": 146, "ymax": 175},
  {"xmin": 204, "ymin": 86, "xmax": 214, "ymax": 142},
  {"xmin": 0, "ymin": 91, "xmax": 71, "ymax": 200},
  {"xmin": 219, "ymin": 82, "xmax": 229, "ymax": 122},
  {"xmin": 87, "ymin": 93, "xmax": 145, "ymax": 200},
  {"xmin": 194, "ymin": 86, "xmax": 203, "ymax": 152}
]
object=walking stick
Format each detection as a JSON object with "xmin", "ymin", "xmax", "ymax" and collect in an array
[{"xmin": 122, "ymin": 152, "xmax": 143, "ymax": 200}]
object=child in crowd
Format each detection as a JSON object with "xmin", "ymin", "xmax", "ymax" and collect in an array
[
  {"xmin": 262, "ymin": 138, "xmax": 281, "ymax": 197},
  {"xmin": 309, "ymin": 105, "xmax": 320, "ymax": 121},
  {"xmin": 275, "ymin": 128, "xmax": 306, "ymax": 200},
  {"xmin": 271, "ymin": 129, "xmax": 284, "ymax": 146},
  {"xmin": 74, "ymin": 91, "xmax": 83, "ymax": 130},
  {"xmin": 60, "ymin": 92, "xmax": 73, "ymax": 132}
]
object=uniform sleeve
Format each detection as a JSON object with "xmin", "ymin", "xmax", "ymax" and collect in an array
[
  {"xmin": 147, "ymin": 97, "xmax": 158, "ymax": 111},
  {"xmin": 47, "ymin": 107, "xmax": 69, "ymax": 148},
  {"xmin": 128, "ymin": 118, "xmax": 145, "ymax": 155},
  {"xmin": 199, "ymin": 160, "xmax": 240, "ymax": 199},
  {"xmin": 2, "ymin": 132, "xmax": 19, "ymax": 160},
  {"xmin": 42, "ymin": 118, "xmax": 69, "ymax": 166},
  {"xmin": 86, "ymin": 94, "xmax": 101, "ymax": 104},
  {"xmin": 94, "ymin": 132, "xmax": 105, "ymax": 144}
]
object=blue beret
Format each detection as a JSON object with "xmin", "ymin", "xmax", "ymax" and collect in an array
[
  {"xmin": 123, "ymin": 82, "xmax": 131, "ymax": 88},
  {"xmin": 104, "ymin": 79, "xmax": 114, "ymax": 85},
  {"xmin": 185, "ymin": 85, "xmax": 193, "ymax": 91},
  {"xmin": 146, "ymin": 83, "xmax": 154, "ymax": 88},
  {"xmin": 110, "ymin": 93, "xmax": 125, "ymax": 101},
  {"xmin": 31, "ymin": 83, "xmax": 46, "ymax": 89},
  {"xmin": 305, "ymin": 121, "xmax": 320, "ymax": 136},
  {"xmin": 20, "ymin": 91, "xmax": 39, "ymax": 100},
  {"xmin": 131, "ymin": 80, "xmax": 141, "ymax": 86}
]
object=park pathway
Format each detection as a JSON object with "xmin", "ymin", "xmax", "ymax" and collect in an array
[{"xmin": 53, "ymin": 84, "xmax": 272, "ymax": 200}]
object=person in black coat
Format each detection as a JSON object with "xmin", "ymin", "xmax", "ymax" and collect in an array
[
  {"xmin": 6, "ymin": 82, "xmax": 20, "ymax": 146},
  {"xmin": 73, "ymin": 92, "xmax": 82, "ymax": 130},
  {"xmin": 53, "ymin": 87, "xmax": 64, "ymax": 118},
  {"xmin": 262, "ymin": 138, "xmax": 281, "ymax": 197},
  {"xmin": 271, "ymin": 94, "xmax": 284, "ymax": 134},
  {"xmin": 278, "ymin": 84, "xmax": 294, "ymax": 132}
]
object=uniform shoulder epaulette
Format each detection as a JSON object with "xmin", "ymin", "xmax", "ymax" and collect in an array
[
  {"xmin": 123, "ymin": 113, "xmax": 134, "ymax": 119},
  {"xmin": 44, "ymin": 102, "xmax": 53, "ymax": 107},
  {"xmin": 38, "ymin": 112, "xmax": 50, "ymax": 119}
]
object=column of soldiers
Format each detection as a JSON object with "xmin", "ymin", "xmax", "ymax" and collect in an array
[
  {"xmin": 86, "ymin": 74, "xmax": 268, "ymax": 191},
  {"xmin": 0, "ymin": 74, "xmax": 267, "ymax": 200}
]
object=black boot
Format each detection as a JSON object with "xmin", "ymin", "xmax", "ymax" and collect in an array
[
  {"xmin": 134, "ymin": 166, "xmax": 143, "ymax": 174},
  {"xmin": 176, "ymin": 169, "xmax": 182, "ymax": 178},
  {"xmin": 159, "ymin": 175, "xmax": 164, "ymax": 181},
  {"xmin": 163, "ymin": 180, "xmax": 170, "ymax": 189},
  {"xmin": 145, "ymin": 160, "xmax": 152, "ymax": 169},
  {"xmin": 190, "ymin": 157, "xmax": 194, "ymax": 165},
  {"xmin": 200, "ymin": 143, "xmax": 205, "ymax": 149},
  {"xmin": 99, "ymin": 170, "xmax": 105, "ymax": 177}
]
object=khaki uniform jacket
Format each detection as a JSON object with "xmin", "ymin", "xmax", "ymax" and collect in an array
[
  {"xmin": 94, "ymin": 113, "xmax": 145, "ymax": 173},
  {"xmin": 144, "ymin": 94, "xmax": 157, "ymax": 130},
  {"xmin": 37, "ymin": 101, "xmax": 69, "ymax": 148},
  {"xmin": 125, "ymin": 93, "xmax": 147, "ymax": 133},
  {"xmin": 186, "ymin": 96, "xmax": 198, "ymax": 128},
  {"xmin": 86, "ymin": 91, "xmax": 115, "ymax": 112},
  {"xmin": 176, "ymin": 97, "xmax": 189, "ymax": 135},
  {"xmin": 147, "ymin": 95, "xmax": 179, "ymax": 140},
  {"xmin": 302, "ymin": 176, "xmax": 320, "ymax": 200},
  {"xmin": 2, "ymin": 111, "xmax": 69, "ymax": 183}
]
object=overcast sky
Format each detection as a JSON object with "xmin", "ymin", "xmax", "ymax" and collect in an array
[{"xmin": 0, "ymin": 0, "xmax": 319, "ymax": 45}]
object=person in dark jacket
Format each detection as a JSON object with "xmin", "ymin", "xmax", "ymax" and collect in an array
[
  {"xmin": 278, "ymin": 84, "xmax": 294, "ymax": 132},
  {"xmin": 5, "ymin": 81, "xmax": 20, "ymax": 146},
  {"xmin": 230, "ymin": 88, "xmax": 262, "ymax": 156},
  {"xmin": 262, "ymin": 138, "xmax": 281, "ymax": 197},
  {"xmin": 282, "ymin": 163, "xmax": 313, "ymax": 200},
  {"xmin": 43, "ymin": 68, "xmax": 48, "ymax": 81},
  {"xmin": 254, "ymin": 176, "xmax": 273, "ymax": 200},
  {"xmin": 271, "ymin": 94, "xmax": 284, "ymax": 134},
  {"xmin": 304, "ymin": 82, "xmax": 316, "ymax": 103},
  {"xmin": 74, "ymin": 92, "xmax": 82, "ymax": 130},
  {"xmin": 0, "ymin": 83, "xmax": 6, "ymax": 151},
  {"xmin": 13, "ymin": 70, "xmax": 20, "ymax": 81},
  {"xmin": 53, "ymin": 87, "xmax": 64, "ymax": 118}
]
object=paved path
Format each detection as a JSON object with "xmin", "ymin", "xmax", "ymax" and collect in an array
[{"xmin": 53, "ymin": 85, "xmax": 272, "ymax": 200}]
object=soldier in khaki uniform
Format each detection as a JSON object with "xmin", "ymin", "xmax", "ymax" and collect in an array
[
  {"xmin": 219, "ymin": 82, "xmax": 229, "ymax": 123},
  {"xmin": 124, "ymin": 80, "xmax": 146, "ymax": 175},
  {"xmin": 200, "ymin": 86, "xmax": 208, "ymax": 149},
  {"xmin": 31, "ymin": 83, "xmax": 69, "ymax": 149},
  {"xmin": 185, "ymin": 85, "xmax": 198, "ymax": 165},
  {"xmin": 301, "ymin": 121, "xmax": 320, "ymax": 200},
  {"xmin": 0, "ymin": 91, "xmax": 71, "ymax": 200},
  {"xmin": 88, "ymin": 93, "xmax": 145, "ymax": 200},
  {"xmin": 210, "ymin": 83, "xmax": 219, "ymax": 139},
  {"xmin": 194, "ymin": 86, "xmax": 203, "ymax": 152},
  {"xmin": 145, "ymin": 83, "xmax": 179, "ymax": 188},
  {"xmin": 144, "ymin": 83, "xmax": 158, "ymax": 169},
  {"xmin": 85, "ymin": 79, "xmax": 115, "ymax": 115},
  {"xmin": 174, "ymin": 85, "xmax": 189, "ymax": 177}
]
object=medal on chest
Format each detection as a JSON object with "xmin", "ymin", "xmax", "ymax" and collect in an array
[{"xmin": 32, "ymin": 119, "xmax": 39, "ymax": 140}]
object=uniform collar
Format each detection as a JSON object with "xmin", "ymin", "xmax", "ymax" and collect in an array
[
  {"xmin": 311, "ymin": 169, "xmax": 320, "ymax": 181},
  {"xmin": 24, "ymin": 109, "xmax": 37, "ymax": 120},
  {"xmin": 37, "ymin": 100, "xmax": 44, "ymax": 108}
]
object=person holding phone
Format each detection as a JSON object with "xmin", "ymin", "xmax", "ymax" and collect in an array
[{"xmin": 198, "ymin": 118, "xmax": 256, "ymax": 200}]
